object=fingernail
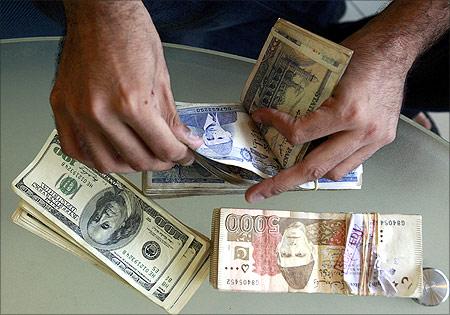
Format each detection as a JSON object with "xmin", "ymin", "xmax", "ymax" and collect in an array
[
  {"xmin": 179, "ymin": 157, "xmax": 195, "ymax": 166},
  {"xmin": 190, "ymin": 136, "xmax": 204, "ymax": 150},
  {"xmin": 183, "ymin": 125, "xmax": 201, "ymax": 140},
  {"xmin": 248, "ymin": 193, "xmax": 265, "ymax": 203},
  {"xmin": 188, "ymin": 131, "xmax": 202, "ymax": 141}
]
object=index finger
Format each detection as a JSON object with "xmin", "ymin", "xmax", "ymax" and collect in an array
[
  {"xmin": 251, "ymin": 97, "xmax": 347, "ymax": 145},
  {"xmin": 124, "ymin": 108, "xmax": 194, "ymax": 163},
  {"xmin": 245, "ymin": 131, "xmax": 362, "ymax": 202}
]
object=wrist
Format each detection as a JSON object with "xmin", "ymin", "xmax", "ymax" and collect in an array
[
  {"xmin": 63, "ymin": 0, "xmax": 146, "ymax": 32},
  {"xmin": 342, "ymin": 28, "xmax": 419, "ymax": 81},
  {"xmin": 342, "ymin": 0, "xmax": 449, "ymax": 77}
]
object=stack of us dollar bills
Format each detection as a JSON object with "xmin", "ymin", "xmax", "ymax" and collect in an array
[
  {"xmin": 210, "ymin": 208, "xmax": 423, "ymax": 298},
  {"xmin": 11, "ymin": 131, "xmax": 210, "ymax": 314},
  {"xmin": 143, "ymin": 19, "xmax": 360, "ymax": 198}
]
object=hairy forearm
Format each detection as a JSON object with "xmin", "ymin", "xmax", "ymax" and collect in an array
[
  {"xmin": 63, "ymin": 0, "xmax": 147, "ymax": 33},
  {"xmin": 344, "ymin": 0, "xmax": 449, "ymax": 73},
  {"xmin": 61, "ymin": 0, "xmax": 159, "ymax": 56}
]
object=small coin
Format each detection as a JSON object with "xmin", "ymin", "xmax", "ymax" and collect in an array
[{"xmin": 413, "ymin": 267, "xmax": 449, "ymax": 306}]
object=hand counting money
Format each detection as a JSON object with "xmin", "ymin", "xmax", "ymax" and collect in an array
[
  {"xmin": 142, "ymin": 18, "xmax": 361, "ymax": 196},
  {"xmin": 210, "ymin": 208, "xmax": 423, "ymax": 298}
]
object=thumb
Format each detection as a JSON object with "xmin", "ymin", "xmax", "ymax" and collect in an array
[{"xmin": 172, "ymin": 121, "xmax": 204, "ymax": 150}]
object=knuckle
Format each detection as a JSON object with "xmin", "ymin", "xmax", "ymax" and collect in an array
[
  {"xmin": 340, "ymin": 103, "xmax": 363, "ymax": 125},
  {"xmin": 87, "ymin": 105, "xmax": 105, "ymax": 125},
  {"xmin": 157, "ymin": 146, "xmax": 182, "ymax": 163},
  {"xmin": 117, "ymin": 95, "xmax": 140, "ymax": 119},
  {"xmin": 79, "ymin": 99, "xmax": 104, "ymax": 123},
  {"xmin": 167, "ymin": 111, "xmax": 181, "ymax": 128},
  {"xmin": 94, "ymin": 162, "xmax": 111, "ymax": 174},
  {"xmin": 130, "ymin": 164, "xmax": 146, "ymax": 172},
  {"xmin": 163, "ymin": 70, "xmax": 171, "ymax": 82},
  {"xmin": 383, "ymin": 129, "xmax": 397, "ymax": 144},
  {"xmin": 305, "ymin": 164, "xmax": 328, "ymax": 181},
  {"xmin": 129, "ymin": 159, "xmax": 152, "ymax": 172},
  {"xmin": 152, "ymin": 163, "xmax": 174, "ymax": 172},
  {"xmin": 90, "ymin": 154, "xmax": 119, "ymax": 174},
  {"xmin": 94, "ymin": 162, "xmax": 127, "ymax": 174},
  {"xmin": 326, "ymin": 170, "xmax": 345, "ymax": 182},
  {"xmin": 160, "ymin": 76, "xmax": 173, "ymax": 95},
  {"xmin": 268, "ymin": 177, "xmax": 290, "ymax": 196},
  {"xmin": 58, "ymin": 136, "xmax": 81, "ymax": 160},
  {"xmin": 49, "ymin": 88, "xmax": 60, "ymax": 108},
  {"xmin": 287, "ymin": 128, "xmax": 304, "ymax": 145},
  {"xmin": 363, "ymin": 122, "xmax": 379, "ymax": 140},
  {"xmin": 152, "ymin": 162, "xmax": 174, "ymax": 172},
  {"xmin": 60, "ymin": 144, "xmax": 78, "ymax": 160}
]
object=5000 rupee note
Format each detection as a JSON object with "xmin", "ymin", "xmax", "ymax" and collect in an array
[{"xmin": 211, "ymin": 208, "xmax": 422, "ymax": 298}]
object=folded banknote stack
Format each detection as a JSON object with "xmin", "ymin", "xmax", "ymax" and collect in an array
[
  {"xmin": 143, "ymin": 154, "xmax": 363, "ymax": 198},
  {"xmin": 10, "ymin": 131, "xmax": 210, "ymax": 314},
  {"xmin": 142, "ymin": 18, "xmax": 360, "ymax": 197},
  {"xmin": 210, "ymin": 208, "xmax": 423, "ymax": 298}
]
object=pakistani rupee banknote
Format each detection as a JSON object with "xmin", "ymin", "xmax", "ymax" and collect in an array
[
  {"xmin": 177, "ymin": 102, "xmax": 280, "ymax": 179},
  {"xmin": 210, "ymin": 208, "xmax": 423, "ymax": 298},
  {"xmin": 143, "ymin": 162, "xmax": 363, "ymax": 197},
  {"xmin": 241, "ymin": 18, "xmax": 353, "ymax": 167},
  {"xmin": 142, "ymin": 101, "xmax": 362, "ymax": 197},
  {"xmin": 142, "ymin": 19, "xmax": 358, "ymax": 196},
  {"xmin": 10, "ymin": 130, "xmax": 210, "ymax": 314}
]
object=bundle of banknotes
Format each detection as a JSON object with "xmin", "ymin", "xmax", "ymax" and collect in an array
[
  {"xmin": 210, "ymin": 208, "xmax": 423, "ymax": 298},
  {"xmin": 10, "ymin": 131, "xmax": 210, "ymax": 314},
  {"xmin": 143, "ymin": 19, "xmax": 360, "ymax": 197}
]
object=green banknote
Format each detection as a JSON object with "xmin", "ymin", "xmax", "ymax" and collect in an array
[{"xmin": 11, "ymin": 130, "xmax": 210, "ymax": 314}]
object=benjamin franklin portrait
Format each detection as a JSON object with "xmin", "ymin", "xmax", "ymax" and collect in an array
[{"xmin": 80, "ymin": 187, "xmax": 143, "ymax": 250}]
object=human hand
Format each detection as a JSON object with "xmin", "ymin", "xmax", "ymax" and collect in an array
[
  {"xmin": 50, "ymin": 1, "xmax": 202, "ymax": 173},
  {"xmin": 245, "ymin": 35, "xmax": 407, "ymax": 203}
]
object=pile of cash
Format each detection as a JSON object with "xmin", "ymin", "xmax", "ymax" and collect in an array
[
  {"xmin": 143, "ymin": 18, "xmax": 358, "ymax": 197},
  {"xmin": 10, "ymin": 17, "xmax": 442, "ymax": 314},
  {"xmin": 143, "ymin": 160, "xmax": 363, "ymax": 198},
  {"xmin": 210, "ymin": 208, "xmax": 423, "ymax": 298},
  {"xmin": 10, "ymin": 131, "xmax": 210, "ymax": 314}
]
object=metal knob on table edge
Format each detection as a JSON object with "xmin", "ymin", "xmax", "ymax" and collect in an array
[{"xmin": 413, "ymin": 267, "xmax": 449, "ymax": 306}]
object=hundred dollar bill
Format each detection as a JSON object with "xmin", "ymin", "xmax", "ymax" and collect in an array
[
  {"xmin": 11, "ymin": 202, "xmax": 120, "ymax": 280},
  {"xmin": 11, "ymin": 202, "xmax": 210, "ymax": 314},
  {"xmin": 241, "ymin": 18, "xmax": 353, "ymax": 167},
  {"xmin": 210, "ymin": 208, "xmax": 423, "ymax": 298},
  {"xmin": 11, "ymin": 130, "xmax": 210, "ymax": 314}
]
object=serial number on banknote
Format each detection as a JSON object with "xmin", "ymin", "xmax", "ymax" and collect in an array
[
  {"xmin": 380, "ymin": 219, "xmax": 406, "ymax": 226},
  {"xmin": 226, "ymin": 278, "xmax": 260, "ymax": 286}
]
